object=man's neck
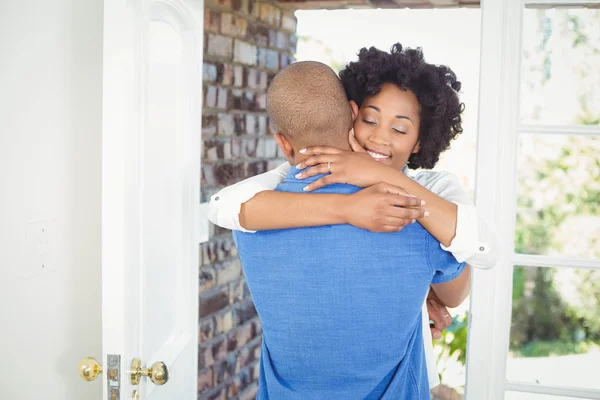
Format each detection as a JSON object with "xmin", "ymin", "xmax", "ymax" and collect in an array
[{"xmin": 292, "ymin": 142, "xmax": 351, "ymax": 165}]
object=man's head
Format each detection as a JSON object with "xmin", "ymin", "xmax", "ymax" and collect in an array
[{"xmin": 267, "ymin": 61, "xmax": 352, "ymax": 165}]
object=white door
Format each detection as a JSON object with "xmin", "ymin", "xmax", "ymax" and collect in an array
[
  {"xmin": 466, "ymin": 0, "xmax": 600, "ymax": 399},
  {"xmin": 101, "ymin": 0, "xmax": 203, "ymax": 399}
]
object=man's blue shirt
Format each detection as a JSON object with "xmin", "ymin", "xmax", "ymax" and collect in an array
[{"xmin": 233, "ymin": 167, "xmax": 466, "ymax": 400}]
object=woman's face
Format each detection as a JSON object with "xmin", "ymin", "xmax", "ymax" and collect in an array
[{"xmin": 352, "ymin": 83, "xmax": 421, "ymax": 171}]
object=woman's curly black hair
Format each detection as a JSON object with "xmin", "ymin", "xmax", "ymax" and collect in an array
[{"xmin": 339, "ymin": 43, "xmax": 464, "ymax": 169}]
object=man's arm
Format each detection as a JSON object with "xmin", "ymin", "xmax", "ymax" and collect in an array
[{"xmin": 431, "ymin": 265, "xmax": 471, "ymax": 309}]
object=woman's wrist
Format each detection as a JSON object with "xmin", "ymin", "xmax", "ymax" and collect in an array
[{"xmin": 334, "ymin": 195, "xmax": 353, "ymax": 225}]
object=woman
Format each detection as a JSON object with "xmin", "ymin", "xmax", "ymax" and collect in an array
[{"xmin": 208, "ymin": 43, "xmax": 499, "ymax": 388}]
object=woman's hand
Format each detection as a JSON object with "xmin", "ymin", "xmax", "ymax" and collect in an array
[
  {"xmin": 296, "ymin": 130, "xmax": 399, "ymax": 192},
  {"xmin": 426, "ymin": 288, "xmax": 453, "ymax": 339},
  {"xmin": 342, "ymin": 182, "xmax": 426, "ymax": 232}
]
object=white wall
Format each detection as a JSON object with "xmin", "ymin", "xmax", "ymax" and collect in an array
[{"xmin": 0, "ymin": 1, "xmax": 103, "ymax": 398}]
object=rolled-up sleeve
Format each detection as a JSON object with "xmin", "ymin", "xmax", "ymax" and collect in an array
[
  {"xmin": 412, "ymin": 170, "xmax": 501, "ymax": 269},
  {"xmin": 208, "ymin": 162, "xmax": 290, "ymax": 232}
]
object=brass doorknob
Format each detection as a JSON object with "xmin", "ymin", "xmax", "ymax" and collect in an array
[
  {"xmin": 79, "ymin": 357, "xmax": 103, "ymax": 381},
  {"xmin": 130, "ymin": 358, "xmax": 170, "ymax": 385}
]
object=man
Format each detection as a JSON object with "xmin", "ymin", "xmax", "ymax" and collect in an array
[{"xmin": 233, "ymin": 61, "xmax": 469, "ymax": 399}]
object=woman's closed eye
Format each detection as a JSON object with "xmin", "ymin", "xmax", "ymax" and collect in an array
[
  {"xmin": 392, "ymin": 128, "xmax": 407, "ymax": 134},
  {"xmin": 362, "ymin": 119, "xmax": 377, "ymax": 125}
]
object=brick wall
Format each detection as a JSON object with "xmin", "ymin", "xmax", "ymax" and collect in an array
[{"xmin": 199, "ymin": 1, "xmax": 296, "ymax": 398}]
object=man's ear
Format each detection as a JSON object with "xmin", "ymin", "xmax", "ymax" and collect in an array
[
  {"xmin": 274, "ymin": 133, "xmax": 295, "ymax": 164},
  {"xmin": 349, "ymin": 101, "xmax": 359, "ymax": 121}
]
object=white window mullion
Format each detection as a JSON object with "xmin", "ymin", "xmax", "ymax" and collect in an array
[
  {"xmin": 518, "ymin": 124, "xmax": 600, "ymax": 136},
  {"xmin": 505, "ymin": 382, "xmax": 600, "ymax": 399},
  {"xmin": 523, "ymin": 0, "xmax": 600, "ymax": 6},
  {"xmin": 512, "ymin": 253, "xmax": 600, "ymax": 270}
]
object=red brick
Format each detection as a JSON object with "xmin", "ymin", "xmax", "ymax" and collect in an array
[
  {"xmin": 276, "ymin": 31, "xmax": 289, "ymax": 49},
  {"xmin": 253, "ymin": 341, "xmax": 262, "ymax": 360},
  {"xmin": 259, "ymin": 3, "xmax": 281, "ymax": 27},
  {"xmin": 233, "ymin": 300, "xmax": 258, "ymax": 326},
  {"xmin": 199, "ymin": 317, "xmax": 215, "ymax": 342},
  {"xmin": 234, "ymin": 40, "xmax": 257, "ymax": 66},
  {"xmin": 202, "ymin": 114, "xmax": 218, "ymax": 137},
  {"xmin": 216, "ymin": 259, "xmax": 242, "ymax": 285},
  {"xmin": 216, "ymin": 87, "xmax": 230, "ymax": 109},
  {"xmin": 247, "ymin": 68, "xmax": 259, "ymax": 89},
  {"xmin": 231, "ymin": 0, "xmax": 250, "ymax": 13},
  {"xmin": 218, "ymin": 63, "xmax": 234, "ymax": 86},
  {"xmin": 255, "ymin": 93, "xmax": 266, "ymax": 110},
  {"xmin": 238, "ymin": 383, "xmax": 259, "ymax": 400},
  {"xmin": 249, "ymin": 361, "xmax": 260, "ymax": 381},
  {"xmin": 214, "ymin": 162, "xmax": 245, "ymax": 186},
  {"xmin": 221, "ymin": 13, "xmax": 248, "ymax": 37},
  {"xmin": 247, "ymin": 23, "xmax": 269, "ymax": 47},
  {"xmin": 263, "ymin": 138, "xmax": 278, "ymax": 158},
  {"xmin": 280, "ymin": 52, "xmax": 292, "ymax": 69},
  {"xmin": 203, "ymin": 62, "xmax": 218, "ymax": 82},
  {"xmin": 207, "ymin": 34, "xmax": 233, "ymax": 59},
  {"xmin": 249, "ymin": 0, "xmax": 260, "ymax": 18},
  {"xmin": 197, "ymin": 368, "xmax": 214, "ymax": 392},
  {"xmin": 213, "ymin": 310, "xmax": 233, "ymax": 336},
  {"xmin": 258, "ymin": 71, "xmax": 268, "ymax": 90},
  {"xmin": 228, "ymin": 368, "xmax": 252, "ymax": 397},
  {"xmin": 198, "ymin": 343, "xmax": 215, "ymax": 369},
  {"xmin": 257, "ymin": 47, "xmax": 278, "ymax": 69},
  {"xmin": 233, "ymin": 65, "xmax": 245, "ymax": 87},
  {"xmin": 205, "ymin": 85, "xmax": 218, "ymax": 108},
  {"xmin": 212, "ymin": 336, "xmax": 228, "ymax": 362},
  {"xmin": 199, "ymin": 286, "xmax": 230, "ymax": 318},
  {"xmin": 229, "ymin": 279, "xmax": 245, "ymax": 304},
  {"xmin": 199, "ymin": 267, "xmax": 216, "ymax": 293},
  {"xmin": 202, "ymin": 387, "xmax": 226, "ymax": 400},
  {"xmin": 251, "ymin": 318, "xmax": 262, "ymax": 337},
  {"xmin": 204, "ymin": 9, "xmax": 220, "ymax": 33},
  {"xmin": 217, "ymin": 113, "xmax": 234, "ymax": 136},
  {"xmin": 246, "ymin": 161, "xmax": 267, "ymax": 177},
  {"xmin": 258, "ymin": 115, "xmax": 268, "ymax": 135},
  {"xmin": 212, "ymin": 357, "xmax": 235, "ymax": 385},
  {"xmin": 234, "ymin": 114, "xmax": 246, "ymax": 135}
]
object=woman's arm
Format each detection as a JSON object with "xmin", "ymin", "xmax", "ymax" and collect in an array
[
  {"xmin": 240, "ymin": 183, "xmax": 426, "ymax": 232},
  {"xmin": 431, "ymin": 265, "xmax": 471, "ymax": 308},
  {"xmin": 295, "ymin": 147, "xmax": 500, "ymax": 269},
  {"xmin": 208, "ymin": 162, "xmax": 426, "ymax": 233}
]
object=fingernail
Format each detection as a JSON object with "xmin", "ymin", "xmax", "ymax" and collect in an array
[
  {"xmin": 297, "ymin": 163, "xmax": 304, "ymax": 169},
  {"xmin": 421, "ymin": 200, "xmax": 426, "ymax": 205},
  {"xmin": 424, "ymin": 211, "xmax": 430, "ymax": 217},
  {"xmin": 295, "ymin": 173, "xmax": 302, "ymax": 179},
  {"xmin": 303, "ymin": 185, "xmax": 309, "ymax": 191},
  {"xmin": 299, "ymin": 148, "xmax": 307, "ymax": 154},
  {"xmin": 412, "ymin": 219, "xmax": 416, "ymax": 224}
]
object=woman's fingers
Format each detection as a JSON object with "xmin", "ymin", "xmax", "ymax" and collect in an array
[
  {"xmin": 383, "ymin": 203, "xmax": 426, "ymax": 220},
  {"xmin": 298, "ymin": 146, "xmax": 343, "ymax": 156},
  {"xmin": 303, "ymin": 174, "xmax": 340, "ymax": 192},
  {"xmin": 296, "ymin": 164, "xmax": 329, "ymax": 179},
  {"xmin": 297, "ymin": 155, "xmax": 335, "ymax": 169},
  {"xmin": 348, "ymin": 129, "xmax": 367, "ymax": 153}
]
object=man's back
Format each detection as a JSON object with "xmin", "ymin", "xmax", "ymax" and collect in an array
[{"xmin": 233, "ymin": 168, "xmax": 465, "ymax": 399}]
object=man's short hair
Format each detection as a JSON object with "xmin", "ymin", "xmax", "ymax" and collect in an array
[{"xmin": 267, "ymin": 61, "xmax": 352, "ymax": 148}]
